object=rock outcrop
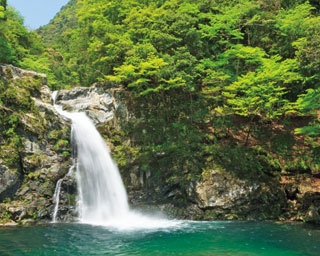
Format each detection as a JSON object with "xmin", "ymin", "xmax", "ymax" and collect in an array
[
  {"xmin": 130, "ymin": 169, "xmax": 320, "ymax": 223},
  {"xmin": 128, "ymin": 169, "xmax": 287, "ymax": 221},
  {"xmin": 281, "ymin": 174, "xmax": 320, "ymax": 224},
  {"xmin": 192, "ymin": 170, "xmax": 286, "ymax": 220},
  {"xmin": 54, "ymin": 85, "xmax": 118, "ymax": 125},
  {"xmin": 0, "ymin": 65, "xmax": 71, "ymax": 225},
  {"xmin": 0, "ymin": 164, "xmax": 21, "ymax": 202}
]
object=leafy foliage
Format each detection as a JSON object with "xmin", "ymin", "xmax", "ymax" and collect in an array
[
  {"xmin": 36, "ymin": 0, "xmax": 319, "ymax": 176},
  {"xmin": 1, "ymin": 0, "xmax": 318, "ymax": 182},
  {"xmin": 0, "ymin": 6, "xmax": 49, "ymax": 71}
]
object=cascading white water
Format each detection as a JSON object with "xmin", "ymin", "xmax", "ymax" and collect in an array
[
  {"xmin": 52, "ymin": 91, "xmax": 181, "ymax": 229},
  {"xmin": 52, "ymin": 102, "xmax": 130, "ymax": 225},
  {"xmin": 52, "ymin": 178, "xmax": 63, "ymax": 223},
  {"xmin": 70, "ymin": 112, "xmax": 130, "ymax": 224},
  {"xmin": 51, "ymin": 164, "xmax": 75, "ymax": 223}
]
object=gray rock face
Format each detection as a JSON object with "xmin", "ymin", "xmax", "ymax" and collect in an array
[
  {"xmin": 55, "ymin": 85, "xmax": 117, "ymax": 125},
  {"xmin": 195, "ymin": 170, "xmax": 258, "ymax": 209},
  {"xmin": 191, "ymin": 169, "xmax": 286, "ymax": 220},
  {"xmin": 0, "ymin": 164, "xmax": 21, "ymax": 201},
  {"xmin": 0, "ymin": 64, "xmax": 47, "ymax": 83},
  {"xmin": 0, "ymin": 65, "xmax": 72, "ymax": 224}
]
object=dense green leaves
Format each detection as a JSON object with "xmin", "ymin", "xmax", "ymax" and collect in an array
[
  {"xmin": 1, "ymin": 0, "xmax": 318, "ymax": 178},
  {"xmin": 223, "ymin": 55, "xmax": 301, "ymax": 119},
  {"xmin": 0, "ymin": 6, "xmax": 50, "ymax": 80},
  {"xmin": 295, "ymin": 88, "xmax": 320, "ymax": 136},
  {"xmin": 36, "ymin": 0, "xmax": 319, "ymax": 175}
]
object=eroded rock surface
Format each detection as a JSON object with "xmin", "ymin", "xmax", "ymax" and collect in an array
[
  {"xmin": 192, "ymin": 170, "xmax": 286, "ymax": 220},
  {"xmin": 55, "ymin": 85, "xmax": 117, "ymax": 124},
  {"xmin": 0, "ymin": 65, "xmax": 71, "ymax": 224}
]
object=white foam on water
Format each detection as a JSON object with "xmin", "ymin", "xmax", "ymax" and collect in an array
[{"xmin": 82, "ymin": 211, "xmax": 184, "ymax": 231}]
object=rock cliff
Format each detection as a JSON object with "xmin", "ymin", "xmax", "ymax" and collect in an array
[
  {"xmin": 0, "ymin": 65, "xmax": 71, "ymax": 225},
  {"xmin": 0, "ymin": 65, "xmax": 319, "ymax": 225}
]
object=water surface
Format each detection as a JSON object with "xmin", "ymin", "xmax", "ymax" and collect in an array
[{"xmin": 0, "ymin": 221, "xmax": 319, "ymax": 255}]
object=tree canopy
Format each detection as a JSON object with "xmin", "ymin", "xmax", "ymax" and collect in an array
[{"xmin": 2, "ymin": 0, "xmax": 319, "ymax": 178}]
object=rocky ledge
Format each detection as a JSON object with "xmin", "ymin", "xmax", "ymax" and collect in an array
[{"xmin": 128, "ymin": 169, "xmax": 320, "ymax": 224}]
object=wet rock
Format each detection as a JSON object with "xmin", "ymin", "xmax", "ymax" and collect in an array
[
  {"xmin": 51, "ymin": 168, "xmax": 78, "ymax": 222},
  {"xmin": 192, "ymin": 169, "xmax": 286, "ymax": 220},
  {"xmin": 37, "ymin": 208, "xmax": 49, "ymax": 219},
  {"xmin": 55, "ymin": 85, "xmax": 117, "ymax": 125},
  {"xmin": 305, "ymin": 206, "xmax": 320, "ymax": 224}
]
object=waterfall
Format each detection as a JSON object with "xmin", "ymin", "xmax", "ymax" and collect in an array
[
  {"xmin": 52, "ymin": 92, "xmax": 129, "ymax": 225},
  {"xmin": 52, "ymin": 178, "xmax": 63, "ymax": 223},
  {"xmin": 70, "ymin": 112, "xmax": 130, "ymax": 224},
  {"xmin": 52, "ymin": 90, "xmax": 180, "ymax": 229},
  {"xmin": 51, "ymin": 164, "xmax": 75, "ymax": 223}
]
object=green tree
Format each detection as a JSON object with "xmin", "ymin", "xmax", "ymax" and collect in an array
[
  {"xmin": 223, "ymin": 56, "xmax": 301, "ymax": 117},
  {"xmin": 273, "ymin": 2, "xmax": 315, "ymax": 58},
  {"xmin": 295, "ymin": 89, "xmax": 320, "ymax": 136},
  {"xmin": 0, "ymin": 0, "xmax": 6, "ymax": 19},
  {"xmin": 0, "ymin": 34, "xmax": 14, "ymax": 63}
]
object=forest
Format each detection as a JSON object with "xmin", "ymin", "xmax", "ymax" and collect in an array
[{"xmin": 1, "ymin": 0, "xmax": 319, "ymax": 189}]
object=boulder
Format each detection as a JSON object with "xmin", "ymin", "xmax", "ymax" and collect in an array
[
  {"xmin": 305, "ymin": 205, "xmax": 320, "ymax": 224},
  {"xmin": 302, "ymin": 192, "xmax": 320, "ymax": 224}
]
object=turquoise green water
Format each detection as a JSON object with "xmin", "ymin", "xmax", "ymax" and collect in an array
[{"xmin": 0, "ymin": 221, "xmax": 319, "ymax": 255}]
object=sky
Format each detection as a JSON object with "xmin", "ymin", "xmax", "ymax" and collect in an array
[{"xmin": 7, "ymin": 0, "xmax": 69, "ymax": 29}]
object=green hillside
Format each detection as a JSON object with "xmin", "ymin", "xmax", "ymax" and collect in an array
[{"xmin": 37, "ymin": 0, "xmax": 319, "ymax": 176}]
